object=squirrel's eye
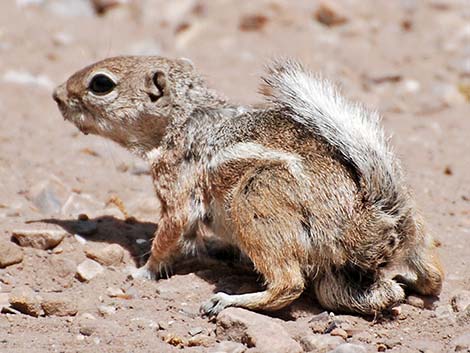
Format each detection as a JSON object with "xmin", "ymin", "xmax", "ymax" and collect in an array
[{"xmin": 88, "ymin": 74, "xmax": 116, "ymax": 95}]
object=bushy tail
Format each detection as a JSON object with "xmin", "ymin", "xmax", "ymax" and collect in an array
[{"xmin": 261, "ymin": 59, "xmax": 407, "ymax": 215}]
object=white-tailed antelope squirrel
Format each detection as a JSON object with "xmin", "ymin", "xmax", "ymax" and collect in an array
[{"xmin": 53, "ymin": 56, "xmax": 443, "ymax": 316}]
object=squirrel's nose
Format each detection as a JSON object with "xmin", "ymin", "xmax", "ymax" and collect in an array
[{"xmin": 52, "ymin": 84, "xmax": 66, "ymax": 106}]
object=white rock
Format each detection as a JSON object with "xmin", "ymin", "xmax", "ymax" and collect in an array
[
  {"xmin": 76, "ymin": 259, "xmax": 104, "ymax": 281},
  {"xmin": 300, "ymin": 334, "xmax": 344, "ymax": 352},
  {"xmin": 98, "ymin": 305, "xmax": 116, "ymax": 316},
  {"xmin": 216, "ymin": 308, "xmax": 302, "ymax": 353},
  {"xmin": 328, "ymin": 343, "xmax": 367, "ymax": 353},
  {"xmin": 85, "ymin": 244, "xmax": 124, "ymax": 266},
  {"xmin": 2, "ymin": 70, "xmax": 53, "ymax": 90},
  {"xmin": 210, "ymin": 340, "xmax": 246, "ymax": 353},
  {"xmin": 11, "ymin": 229, "xmax": 67, "ymax": 250},
  {"xmin": 452, "ymin": 290, "xmax": 470, "ymax": 312}
]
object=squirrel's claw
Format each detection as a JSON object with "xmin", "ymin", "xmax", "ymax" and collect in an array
[{"xmin": 200, "ymin": 292, "xmax": 233, "ymax": 317}]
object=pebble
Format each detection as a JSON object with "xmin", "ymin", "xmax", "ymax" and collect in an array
[
  {"xmin": 406, "ymin": 295, "xmax": 436, "ymax": 309},
  {"xmin": 76, "ymin": 259, "xmax": 104, "ymax": 281},
  {"xmin": 313, "ymin": 2, "xmax": 348, "ymax": 27},
  {"xmin": 11, "ymin": 229, "xmax": 67, "ymax": 250},
  {"xmin": 158, "ymin": 321, "xmax": 170, "ymax": 330},
  {"xmin": 329, "ymin": 343, "xmax": 367, "ymax": 353},
  {"xmin": 457, "ymin": 305, "xmax": 470, "ymax": 325},
  {"xmin": 216, "ymin": 308, "xmax": 302, "ymax": 353},
  {"xmin": 0, "ymin": 293, "xmax": 10, "ymax": 311},
  {"xmin": 61, "ymin": 193, "xmax": 103, "ymax": 218},
  {"xmin": 2, "ymin": 70, "xmax": 54, "ymax": 90},
  {"xmin": 52, "ymin": 31, "xmax": 74, "ymax": 46},
  {"xmin": 0, "ymin": 239, "xmax": 23, "ymax": 268},
  {"xmin": 330, "ymin": 327, "xmax": 348, "ymax": 340},
  {"xmin": 187, "ymin": 334, "xmax": 211, "ymax": 347},
  {"xmin": 91, "ymin": 0, "xmax": 125, "ymax": 15},
  {"xmin": 74, "ymin": 234, "xmax": 87, "ymax": 245},
  {"xmin": 41, "ymin": 293, "xmax": 77, "ymax": 316},
  {"xmin": 44, "ymin": 0, "xmax": 95, "ymax": 18},
  {"xmin": 98, "ymin": 305, "xmax": 116, "ymax": 316},
  {"xmin": 79, "ymin": 321, "xmax": 97, "ymax": 336},
  {"xmin": 210, "ymin": 340, "xmax": 246, "ymax": 353},
  {"xmin": 452, "ymin": 333, "xmax": 470, "ymax": 352},
  {"xmin": 188, "ymin": 326, "xmax": 204, "ymax": 336},
  {"xmin": 451, "ymin": 290, "xmax": 470, "ymax": 312},
  {"xmin": 300, "ymin": 334, "xmax": 344, "ymax": 352},
  {"xmin": 106, "ymin": 287, "xmax": 124, "ymax": 297},
  {"xmin": 84, "ymin": 244, "xmax": 124, "ymax": 266},
  {"xmin": 308, "ymin": 311, "xmax": 332, "ymax": 333},
  {"xmin": 9, "ymin": 286, "xmax": 43, "ymax": 317}
]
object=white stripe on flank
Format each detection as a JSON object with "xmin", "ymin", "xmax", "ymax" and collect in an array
[{"xmin": 209, "ymin": 142, "xmax": 305, "ymax": 180}]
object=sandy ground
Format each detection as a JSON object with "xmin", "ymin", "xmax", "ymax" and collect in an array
[{"xmin": 0, "ymin": 0, "xmax": 469, "ymax": 352}]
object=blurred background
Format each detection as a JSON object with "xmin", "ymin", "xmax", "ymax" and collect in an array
[{"xmin": 0, "ymin": 1, "xmax": 469, "ymax": 351}]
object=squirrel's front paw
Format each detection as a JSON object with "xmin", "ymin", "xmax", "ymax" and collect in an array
[
  {"xmin": 130, "ymin": 265, "xmax": 157, "ymax": 280},
  {"xmin": 200, "ymin": 292, "xmax": 233, "ymax": 317}
]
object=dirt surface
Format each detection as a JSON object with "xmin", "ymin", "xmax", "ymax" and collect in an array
[{"xmin": 1, "ymin": 1, "xmax": 470, "ymax": 352}]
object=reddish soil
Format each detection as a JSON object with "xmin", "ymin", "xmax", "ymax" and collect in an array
[{"xmin": 1, "ymin": 1, "xmax": 469, "ymax": 352}]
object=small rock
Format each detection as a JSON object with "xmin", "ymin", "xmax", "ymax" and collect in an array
[
  {"xmin": 41, "ymin": 293, "xmax": 77, "ymax": 316},
  {"xmin": 376, "ymin": 343, "xmax": 387, "ymax": 352},
  {"xmin": 44, "ymin": 0, "xmax": 95, "ymax": 17},
  {"xmin": 457, "ymin": 306, "xmax": 470, "ymax": 325},
  {"xmin": 328, "ymin": 343, "xmax": 367, "ymax": 353},
  {"xmin": 28, "ymin": 179, "xmax": 68, "ymax": 214},
  {"xmin": 52, "ymin": 31, "xmax": 74, "ymax": 46},
  {"xmin": 189, "ymin": 326, "xmax": 204, "ymax": 336},
  {"xmin": 76, "ymin": 259, "xmax": 104, "ymax": 281},
  {"xmin": 239, "ymin": 14, "xmax": 269, "ymax": 32},
  {"xmin": 451, "ymin": 290, "xmax": 470, "ymax": 312},
  {"xmin": 79, "ymin": 321, "xmax": 97, "ymax": 336},
  {"xmin": 452, "ymin": 333, "xmax": 470, "ymax": 352},
  {"xmin": 74, "ymin": 234, "xmax": 87, "ymax": 245},
  {"xmin": 11, "ymin": 229, "xmax": 67, "ymax": 250},
  {"xmin": 158, "ymin": 321, "xmax": 170, "ymax": 330},
  {"xmin": 98, "ymin": 305, "xmax": 116, "ymax": 316},
  {"xmin": 314, "ymin": 2, "xmax": 348, "ymax": 27},
  {"xmin": 61, "ymin": 193, "xmax": 103, "ymax": 218},
  {"xmin": 406, "ymin": 295, "xmax": 425, "ymax": 308},
  {"xmin": 188, "ymin": 334, "xmax": 211, "ymax": 347},
  {"xmin": 9, "ymin": 286, "xmax": 43, "ymax": 317},
  {"xmin": 0, "ymin": 293, "xmax": 10, "ymax": 311},
  {"xmin": 308, "ymin": 311, "xmax": 332, "ymax": 333},
  {"xmin": 84, "ymin": 244, "xmax": 124, "ymax": 266},
  {"xmin": 2, "ymin": 70, "xmax": 54, "ymax": 90},
  {"xmin": 331, "ymin": 328, "xmax": 348, "ymax": 340},
  {"xmin": 216, "ymin": 308, "xmax": 302, "ymax": 353},
  {"xmin": 0, "ymin": 239, "xmax": 23, "ymax": 268},
  {"xmin": 210, "ymin": 340, "xmax": 246, "ymax": 353},
  {"xmin": 106, "ymin": 287, "xmax": 124, "ymax": 298},
  {"xmin": 406, "ymin": 295, "xmax": 436, "ymax": 309},
  {"xmin": 90, "ymin": 0, "xmax": 124, "ymax": 15},
  {"xmin": 78, "ymin": 213, "xmax": 89, "ymax": 221},
  {"xmin": 300, "ymin": 334, "xmax": 344, "ymax": 352}
]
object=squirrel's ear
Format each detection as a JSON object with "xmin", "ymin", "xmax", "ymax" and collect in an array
[
  {"xmin": 146, "ymin": 70, "xmax": 167, "ymax": 102},
  {"xmin": 177, "ymin": 57, "xmax": 195, "ymax": 70}
]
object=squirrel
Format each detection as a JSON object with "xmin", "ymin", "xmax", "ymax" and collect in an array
[{"xmin": 53, "ymin": 56, "xmax": 443, "ymax": 316}]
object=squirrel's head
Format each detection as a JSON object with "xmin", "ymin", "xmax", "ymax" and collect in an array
[{"xmin": 53, "ymin": 56, "xmax": 214, "ymax": 156}]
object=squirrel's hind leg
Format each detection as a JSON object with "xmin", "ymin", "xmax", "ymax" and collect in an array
[
  {"xmin": 313, "ymin": 269, "xmax": 405, "ymax": 315},
  {"xmin": 394, "ymin": 233, "xmax": 443, "ymax": 297},
  {"xmin": 201, "ymin": 165, "xmax": 308, "ymax": 316}
]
